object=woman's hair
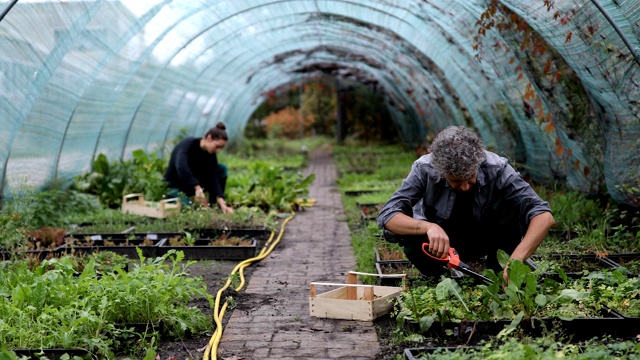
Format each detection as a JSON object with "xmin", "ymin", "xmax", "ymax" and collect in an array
[
  {"xmin": 205, "ymin": 122, "xmax": 228, "ymax": 141},
  {"xmin": 428, "ymin": 126, "xmax": 485, "ymax": 180}
]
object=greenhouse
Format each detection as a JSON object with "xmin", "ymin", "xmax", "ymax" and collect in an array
[{"xmin": 0, "ymin": 0, "xmax": 639, "ymax": 359}]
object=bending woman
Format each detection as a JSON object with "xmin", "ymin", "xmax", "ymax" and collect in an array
[{"xmin": 164, "ymin": 122, "xmax": 234, "ymax": 214}]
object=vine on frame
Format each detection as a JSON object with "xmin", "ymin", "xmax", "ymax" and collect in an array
[{"xmin": 472, "ymin": 0, "xmax": 596, "ymax": 180}]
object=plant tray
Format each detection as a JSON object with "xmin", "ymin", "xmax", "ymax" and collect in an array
[
  {"xmin": 158, "ymin": 239, "xmax": 258, "ymax": 260},
  {"xmin": 531, "ymin": 253, "xmax": 619, "ymax": 278},
  {"xmin": 604, "ymin": 253, "xmax": 640, "ymax": 275},
  {"xmin": 184, "ymin": 228, "xmax": 272, "ymax": 248},
  {"xmin": 10, "ymin": 348, "xmax": 92, "ymax": 360},
  {"xmin": 374, "ymin": 245, "xmax": 407, "ymax": 262},
  {"xmin": 121, "ymin": 193, "xmax": 180, "ymax": 219},
  {"xmin": 0, "ymin": 247, "xmax": 64, "ymax": 261},
  {"xmin": 375, "ymin": 261, "xmax": 431, "ymax": 287},
  {"xmin": 344, "ymin": 189, "xmax": 381, "ymax": 196},
  {"xmin": 413, "ymin": 308, "xmax": 631, "ymax": 342},
  {"xmin": 309, "ymin": 271, "xmax": 405, "ymax": 321},
  {"xmin": 60, "ymin": 236, "xmax": 168, "ymax": 258}
]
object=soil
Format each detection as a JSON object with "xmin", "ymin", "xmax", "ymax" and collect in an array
[{"xmin": 150, "ymin": 259, "xmax": 256, "ymax": 360}]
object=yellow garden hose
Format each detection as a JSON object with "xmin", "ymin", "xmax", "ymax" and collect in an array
[{"xmin": 203, "ymin": 198, "xmax": 315, "ymax": 359}]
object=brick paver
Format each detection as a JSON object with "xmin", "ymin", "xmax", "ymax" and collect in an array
[{"xmin": 218, "ymin": 149, "xmax": 379, "ymax": 359}]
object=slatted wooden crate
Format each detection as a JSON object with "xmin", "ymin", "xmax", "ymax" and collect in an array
[
  {"xmin": 309, "ymin": 271, "xmax": 405, "ymax": 321},
  {"xmin": 121, "ymin": 193, "xmax": 180, "ymax": 219}
]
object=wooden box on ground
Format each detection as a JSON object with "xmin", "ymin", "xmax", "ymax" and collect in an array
[
  {"xmin": 309, "ymin": 271, "xmax": 405, "ymax": 321},
  {"xmin": 121, "ymin": 194, "xmax": 180, "ymax": 219}
]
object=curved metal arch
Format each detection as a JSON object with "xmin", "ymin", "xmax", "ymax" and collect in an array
[
  {"xmin": 55, "ymin": 0, "xmax": 173, "ymax": 182},
  {"xmin": 188, "ymin": 41, "xmax": 428, "ymax": 139},
  {"xmin": 124, "ymin": 0, "xmax": 498, "ymax": 160},
  {"xmin": 1, "ymin": 0, "xmax": 106, "ymax": 195},
  {"xmin": 124, "ymin": 0, "xmax": 424, "ymax": 143},
  {"xmin": 172, "ymin": 4, "xmax": 478, "ymax": 132},
  {"xmin": 188, "ymin": 30, "xmax": 478, "ymax": 144}
]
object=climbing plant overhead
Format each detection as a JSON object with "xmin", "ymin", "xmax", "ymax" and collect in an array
[{"xmin": 0, "ymin": 0, "xmax": 637, "ymax": 206}]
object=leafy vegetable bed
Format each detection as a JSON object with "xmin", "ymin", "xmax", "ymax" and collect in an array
[
  {"xmin": 395, "ymin": 253, "xmax": 639, "ymax": 341},
  {"xmin": 0, "ymin": 250, "xmax": 213, "ymax": 358}
]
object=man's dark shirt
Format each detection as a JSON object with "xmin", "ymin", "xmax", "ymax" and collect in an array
[{"xmin": 164, "ymin": 137, "xmax": 223, "ymax": 203}]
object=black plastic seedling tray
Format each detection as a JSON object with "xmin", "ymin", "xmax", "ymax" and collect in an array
[
  {"xmin": 375, "ymin": 260, "xmax": 426, "ymax": 286},
  {"xmin": 184, "ymin": 228, "xmax": 272, "ymax": 248},
  {"xmin": 60, "ymin": 237, "xmax": 167, "ymax": 258},
  {"xmin": 530, "ymin": 253, "xmax": 620, "ymax": 278},
  {"xmin": 411, "ymin": 308, "xmax": 630, "ymax": 342},
  {"xmin": 158, "ymin": 239, "xmax": 258, "ymax": 260},
  {"xmin": 604, "ymin": 253, "xmax": 640, "ymax": 275},
  {"xmin": 65, "ymin": 231, "xmax": 178, "ymax": 241},
  {"xmin": 374, "ymin": 246, "xmax": 407, "ymax": 262},
  {"xmin": 345, "ymin": 189, "xmax": 381, "ymax": 196},
  {"xmin": 0, "ymin": 246, "xmax": 64, "ymax": 260}
]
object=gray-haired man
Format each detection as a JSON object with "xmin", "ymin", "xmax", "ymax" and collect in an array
[{"xmin": 378, "ymin": 126, "xmax": 555, "ymax": 282}]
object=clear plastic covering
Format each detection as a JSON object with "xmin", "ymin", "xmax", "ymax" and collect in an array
[{"xmin": 0, "ymin": 0, "xmax": 638, "ymax": 207}]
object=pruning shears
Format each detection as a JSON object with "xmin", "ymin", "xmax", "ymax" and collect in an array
[{"xmin": 421, "ymin": 242, "xmax": 494, "ymax": 284}]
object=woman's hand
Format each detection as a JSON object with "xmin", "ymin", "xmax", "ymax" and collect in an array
[
  {"xmin": 220, "ymin": 204, "xmax": 234, "ymax": 214},
  {"xmin": 195, "ymin": 187, "xmax": 208, "ymax": 206},
  {"xmin": 217, "ymin": 198, "xmax": 234, "ymax": 214}
]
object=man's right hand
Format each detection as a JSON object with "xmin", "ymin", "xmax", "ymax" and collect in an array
[
  {"xmin": 385, "ymin": 213, "xmax": 450, "ymax": 258},
  {"xmin": 425, "ymin": 223, "xmax": 450, "ymax": 259}
]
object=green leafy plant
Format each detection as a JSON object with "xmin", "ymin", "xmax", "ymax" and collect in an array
[
  {"xmin": 0, "ymin": 250, "xmax": 213, "ymax": 357},
  {"xmin": 182, "ymin": 231, "xmax": 196, "ymax": 246},
  {"xmin": 72, "ymin": 150, "xmax": 168, "ymax": 208},
  {"xmin": 226, "ymin": 161, "xmax": 315, "ymax": 212}
]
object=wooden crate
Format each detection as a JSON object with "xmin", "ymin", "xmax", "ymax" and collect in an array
[
  {"xmin": 309, "ymin": 271, "xmax": 405, "ymax": 321},
  {"xmin": 121, "ymin": 193, "xmax": 180, "ymax": 219}
]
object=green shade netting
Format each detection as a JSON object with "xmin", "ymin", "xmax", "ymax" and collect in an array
[{"xmin": 0, "ymin": 0, "xmax": 638, "ymax": 207}]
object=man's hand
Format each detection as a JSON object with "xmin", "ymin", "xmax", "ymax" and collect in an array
[
  {"xmin": 425, "ymin": 223, "xmax": 449, "ymax": 259},
  {"xmin": 502, "ymin": 263, "xmax": 509, "ymax": 285}
]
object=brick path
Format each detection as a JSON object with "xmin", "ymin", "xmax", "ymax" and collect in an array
[{"xmin": 218, "ymin": 149, "xmax": 380, "ymax": 360}]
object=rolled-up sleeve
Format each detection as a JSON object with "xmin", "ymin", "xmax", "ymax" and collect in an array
[{"xmin": 377, "ymin": 160, "xmax": 428, "ymax": 229}]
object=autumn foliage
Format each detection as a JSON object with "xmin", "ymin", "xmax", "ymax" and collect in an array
[{"xmin": 264, "ymin": 106, "xmax": 315, "ymax": 139}]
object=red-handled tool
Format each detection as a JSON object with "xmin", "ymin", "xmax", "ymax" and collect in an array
[{"xmin": 421, "ymin": 242, "xmax": 494, "ymax": 284}]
